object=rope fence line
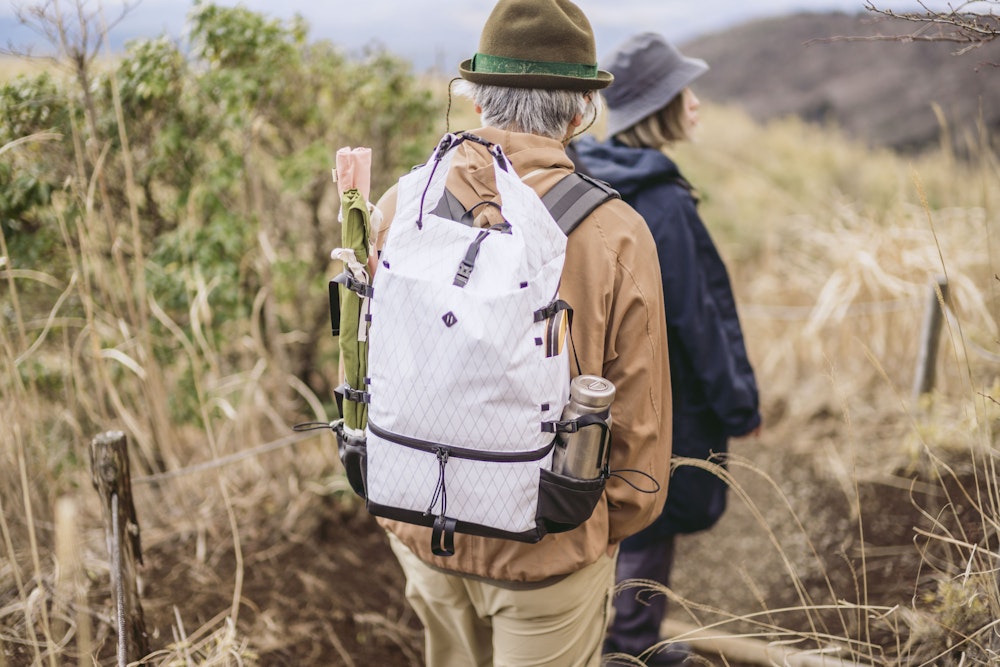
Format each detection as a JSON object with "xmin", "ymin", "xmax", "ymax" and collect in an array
[
  {"xmin": 133, "ymin": 431, "xmax": 321, "ymax": 485},
  {"xmin": 739, "ymin": 296, "xmax": 923, "ymax": 321},
  {"xmin": 4, "ymin": 266, "xmax": 994, "ymax": 361},
  {"xmin": 742, "ymin": 296, "xmax": 1000, "ymax": 364},
  {"xmin": 116, "ymin": 280, "xmax": 1000, "ymax": 487},
  {"xmin": 944, "ymin": 305, "xmax": 1000, "ymax": 363}
]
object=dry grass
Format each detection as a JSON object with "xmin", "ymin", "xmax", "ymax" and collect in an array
[
  {"xmin": 2, "ymin": 68, "xmax": 998, "ymax": 666},
  {"xmin": 666, "ymin": 104, "xmax": 999, "ymax": 424},
  {"xmin": 597, "ymin": 102, "xmax": 998, "ymax": 666},
  {"xmin": 0, "ymin": 56, "xmax": 49, "ymax": 80},
  {"xmin": 0, "ymin": 53, "xmax": 342, "ymax": 664}
]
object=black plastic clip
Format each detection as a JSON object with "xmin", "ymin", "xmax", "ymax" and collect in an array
[
  {"xmin": 334, "ymin": 382, "xmax": 371, "ymax": 405},
  {"xmin": 433, "ymin": 133, "xmax": 462, "ymax": 161},
  {"xmin": 534, "ymin": 299, "xmax": 572, "ymax": 324},
  {"xmin": 332, "ymin": 270, "xmax": 373, "ymax": 299}
]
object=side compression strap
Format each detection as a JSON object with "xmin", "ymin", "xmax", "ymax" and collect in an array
[
  {"xmin": 335, "ymin": 382, "xmax": 370, "ymax": 405},
  {"xmin": 332, "ymin": 270, "xmax": 374, "ymax": 298},
  {"xmin": 533, "ymin": 299, "xmax": 572, "ymax": 324}
]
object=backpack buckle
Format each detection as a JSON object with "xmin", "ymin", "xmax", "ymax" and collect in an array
[
  {"xmin": 332, "ymin": 270, "xmax": 374, "ymax": 299},
  {"xmin": 433, "ymin": 133, "xmax": 463, "ymax": 160}
]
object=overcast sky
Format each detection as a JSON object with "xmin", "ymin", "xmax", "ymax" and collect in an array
[{"xmin": 2, "ymin": 0, "xmax": 967, "ymax": 70}]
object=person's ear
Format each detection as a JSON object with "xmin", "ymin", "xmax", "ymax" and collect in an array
[
  {"xmin": 571, "ymin": 92, "xmax": 595, "ymax": 128},
  {"xmin": 474, "ymin": 103, "xmax": 483, "ymax": 114}
]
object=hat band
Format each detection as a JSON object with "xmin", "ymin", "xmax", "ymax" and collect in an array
[{"xmin": 471, "ymin": 53, "xmax": 598, "ymax": 79}]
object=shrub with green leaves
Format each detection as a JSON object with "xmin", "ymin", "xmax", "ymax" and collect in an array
[{"xmin": 1, "ymin": 2, "xmax": 441, "ymax": 431}]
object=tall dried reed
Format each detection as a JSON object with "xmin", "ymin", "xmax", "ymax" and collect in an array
[
  {"xmin": 1, "ymin": 54, "xmax": 996, "ymax": 667},
  {"xmin": 1, "ymin": 49, "xmax": 335, "ymax": 666},
  {"xmin": 624, "ymin": 103, "xmax": 999, "ymax": 666}
]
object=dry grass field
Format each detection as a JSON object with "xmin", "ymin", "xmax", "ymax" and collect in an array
[
  {"xmin": 1, "ymin": 53, "xmax": 998, "ymax": 667},
  {"xmin": 0, "ymin": 55, "xmax": 47, "ymax": 79}
]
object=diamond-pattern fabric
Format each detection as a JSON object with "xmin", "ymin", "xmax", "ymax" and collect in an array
[{"xmin": 366, "ymin": 136, "xmax": 570, "ymax": 533}]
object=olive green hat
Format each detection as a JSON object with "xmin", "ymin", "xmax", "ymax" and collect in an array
[{"xmin": 459, "ymin": 0, "xmax": 613, "ymax": 91}]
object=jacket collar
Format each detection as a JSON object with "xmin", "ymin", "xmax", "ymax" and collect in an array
[{"xmin": 454, "ymin": 127, "xmax": 574, "ymax": 190}]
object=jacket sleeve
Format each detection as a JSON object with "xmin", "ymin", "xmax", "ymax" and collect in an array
[
  {"xmin": 637, "ymin": 183, "xmax": 760, "ymax": 437},
  {"xmin": 581, "ymin": 201, "xmax": 672, "ymax": 545}
]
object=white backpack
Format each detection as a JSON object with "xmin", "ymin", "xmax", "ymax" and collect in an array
[{"xmin": 320, "ymin": 133, "xmax": 618, "ymax": 556}]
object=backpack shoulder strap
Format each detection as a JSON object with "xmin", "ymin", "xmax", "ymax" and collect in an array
[
  {"xmin": 541, "ymin": 172, "xmax": 620, "ymax": 236},
  {"xmin": 431, "ymin": 171, "xmax": 620, "ymax": 235}
]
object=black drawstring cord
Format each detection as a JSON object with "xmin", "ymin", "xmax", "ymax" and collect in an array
[
  {"xmin": 417, "ymin": 133, "xmax": 461, "ymax": 229},
  {"xmin": 292, "ymin": 421, "xmax": 335, "ymax": 432},
  {"xmin": 609, "ymin": 469, "xmax": 661, "ymax": 494},
  {"xmin": 417, "ymin": 132, "xmax": 509, "ymax": 230},
  {"xmin": 567, "ymin": 310, "xmax": 583, "ymax": 377},
  {"xmin": 425, "ymin": 447, "xmax": 450, "ymax": 516}
]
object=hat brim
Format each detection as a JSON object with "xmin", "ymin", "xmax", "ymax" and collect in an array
[
  {"xmin": 605, "ymin": 57, "xmax": 707, "ymax": 138},
  {"xmin": 459, "ymin": 59, "xmax": 613, "ymax": 91}
]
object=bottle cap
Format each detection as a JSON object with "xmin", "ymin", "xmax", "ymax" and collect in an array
[{"xmin": 570, "ymin": 375, "xmax": 616, "ymax": 408}]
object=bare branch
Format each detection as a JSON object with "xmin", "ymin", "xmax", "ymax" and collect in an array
[
  {"xmin": 862, "ymin": 0, "xmax": 1000, "ymax": 47},
  {"xmin": 811, "ymin": 0, "xmax": 999, "ymax": 66},
  {"xmin": 4, "ymin": 0, "xmax": 139, "ymax": 61},
  {"xmin": 809, "ymin": 33, "xmax": 989, "ymax": 46}
]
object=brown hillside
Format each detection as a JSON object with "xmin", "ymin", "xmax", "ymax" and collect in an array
[{"xmin": 681, "ymin": 12, "xmax": 1000, "ymax": 153}]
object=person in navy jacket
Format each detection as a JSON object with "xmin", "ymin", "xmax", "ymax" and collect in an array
[{"xmin": 575, "ymin": 32, "xmax": 762, "ymax": 666}]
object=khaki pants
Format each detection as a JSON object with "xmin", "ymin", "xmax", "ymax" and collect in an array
[{"xmin": 388, "ymin": 533, "xmax": 615, "ymax": 667}]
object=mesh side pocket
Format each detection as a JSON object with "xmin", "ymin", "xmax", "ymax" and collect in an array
[
  {"xmin": 537, "ymin": 468, "xmax": 605, "ymax": 534},
  {"xmin": 335, "ymin": 425, "xmax": 368, "ymax": 499}
]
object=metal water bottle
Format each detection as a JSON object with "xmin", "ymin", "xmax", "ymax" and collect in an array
[{"xmin": 552, "ymin": 375, "xmax": 616, "ymax": 479}]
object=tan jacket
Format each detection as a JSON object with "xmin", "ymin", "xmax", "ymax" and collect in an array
[{"xmin": 372, "ymin": 127, "xmax": 671, "ymax": 583}]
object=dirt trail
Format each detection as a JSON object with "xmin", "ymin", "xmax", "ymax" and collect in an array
[{"xmin": 130, "ymin": 417, "xmax": 959, "ymax": 666}]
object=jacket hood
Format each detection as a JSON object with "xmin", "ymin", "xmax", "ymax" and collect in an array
[{"xmin": 573, "ymin": 135, "xmax": 680, "ymax": 199}]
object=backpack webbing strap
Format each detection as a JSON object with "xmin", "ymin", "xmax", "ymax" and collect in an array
[
  {"xmin": 454, "ymin": 229, "xmax": 491, "ymax": 287},
  {"xmin": 329, "ymin": 280, "xmax": 340, "ymax": 336},
  {"xmin": 540, "ymin": 172, "xmax": 620, "ymax": 236}
]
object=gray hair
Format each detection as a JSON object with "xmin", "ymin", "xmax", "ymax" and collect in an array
[{"xmin": 454, "ymin": 81, "xmax": 598, "ymax": 141}]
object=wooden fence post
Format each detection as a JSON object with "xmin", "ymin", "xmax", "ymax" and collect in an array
[
  {"xmin": 912, "ymin": 276, "xmax": 949, "ymax": 403},
  {"xmin": 90, "ymin": 431, "xmax": 148, "ymax": 665}
]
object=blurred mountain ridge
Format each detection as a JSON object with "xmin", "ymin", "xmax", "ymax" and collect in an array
[{"xmin": 681, "ymin": 11, "xmax": 1000, "ymax": 153}]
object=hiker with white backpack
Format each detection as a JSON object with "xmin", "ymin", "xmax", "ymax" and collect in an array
[{"xmin": 335, "ymin": 1, "xmax": 673, "ymax": 665}]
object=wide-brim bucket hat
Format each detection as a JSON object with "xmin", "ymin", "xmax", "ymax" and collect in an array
[
  {"xmin": 602, "ymin": 32, "xmax": 708, "ymax": 137},
  {"xmin": 459, "ymin": 0, "xmax": 613, "ymax": 91}
]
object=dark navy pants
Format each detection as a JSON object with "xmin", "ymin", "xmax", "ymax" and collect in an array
[{"xmin": 605, "ymin": 534, "xmax": 676, "ymax": 656}]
